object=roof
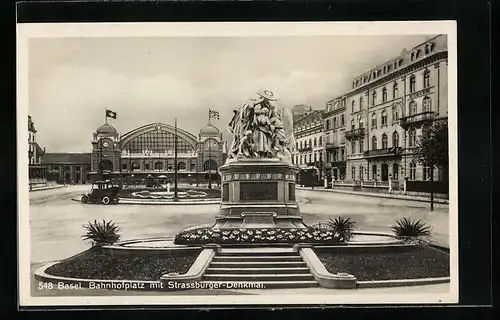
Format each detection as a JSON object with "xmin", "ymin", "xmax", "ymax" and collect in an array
[
  {"xmin": 34, "ymin": 142, "xmax": 44, "ymax": 155},
  {"xmin": 41, "ymin": 153, "xmax": 92, "ymax": 164},
  {"xmin": 96, "ymin": 123, "xmax": 117, "ymax": 135},
  {"xmin": 200, "ymin": 124, "xmax": 220, "ymax": 136}
]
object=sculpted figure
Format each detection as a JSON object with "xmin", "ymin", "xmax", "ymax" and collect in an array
[{"xmin": 226, "ymin": 90, "xmax": 295, "ymax": 163}]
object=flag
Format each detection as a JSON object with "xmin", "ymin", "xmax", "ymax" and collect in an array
[
  {"xmin": 209, "ymin": 109, "xmax": 220, "ymax": 120},
  {"xmin": 106, "ymin": 109, "xmax": 117, "ymax": 119}
]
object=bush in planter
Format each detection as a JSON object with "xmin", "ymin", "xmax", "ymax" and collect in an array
[
  {"xmin": 82, "ymin": 219, "xmax": 121, "ymax": 247},
  {"xmin": 174, "ymin": 227, "xmax": 343, "ymax": 245},
  {"xmin": 324, "ymin": 217, "xmax": 356, "ymax": 241},
  {"xmin": 391, "ymin": 217, "xmax": 431, "ymax": 242}
]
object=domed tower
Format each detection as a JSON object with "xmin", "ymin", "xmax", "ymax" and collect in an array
[
  {"xmin": 91, "ymin": 123, "xmax": 121, "ymax": 180},
  {"xmin": 197, "ymin": 123, "xmax": 223, "ymax": 186}
]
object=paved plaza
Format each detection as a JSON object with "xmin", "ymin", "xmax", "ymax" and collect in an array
[{"xmin": 29, "ymin": 185, "xmax": 450, "ymax": 264}]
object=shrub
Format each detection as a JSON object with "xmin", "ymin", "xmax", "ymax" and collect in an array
[
  {"xmin": 325, "ymin": 217, "xmax": 356, "ymax": 241},
  {"xmin": 174, "ymin": 227, "xmax": 344, "ymax": 245},
  {"xmin": 82, "ymin": 219, "xmax": 121, "ymax": 247},
  {"xmin": 391, "ymin": 217, "xmax": 431, "ymax": 242}
]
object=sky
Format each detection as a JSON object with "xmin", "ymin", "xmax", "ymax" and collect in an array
[{"xmin": 28, "ymin": 35, "xmax": 432, "ymax": 153}]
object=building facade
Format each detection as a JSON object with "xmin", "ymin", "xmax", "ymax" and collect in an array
[
  {"xmin": 41, "ymin": 153, "xmax": 92, "ymax": 184},
  {"xmin": 88, "ymin": 121, "xmax": 224, "ymax": 185},
  {"xmin": 323, "ymin": 97, "xmax": 347, "ymax": 181},
  {"xmin": 292, "ymin": 109, "xmax": 324, "ymax": 185},
  {"xmin": 28, "ymin": 115, "xmax": 44, "ymax": 165},
  {"xmin": 342, "ymin": 35, "xmax": 448, "ymax": 183}
]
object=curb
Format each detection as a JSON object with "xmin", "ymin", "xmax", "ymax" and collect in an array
[
  {"xmin": 30, "ymin": 185, "xmax": 66, "ymax": 192},
  {"xmin": 71, "ymin": 197, "xmax": 220, "ymax": 205},
  {"xmin": 296, "ymin": 187, "xmax": 449, "ymax": 204},
  {"xmin": 357, "ymin": 277, "xmax": 450, "ymax": 288}
]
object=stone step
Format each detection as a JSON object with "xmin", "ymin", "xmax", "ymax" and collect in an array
[
  {"xmin": 205, "ymin": 267, "xmax": 310, "ymax": 275},
  {"xmin": 203, "ymin": 273, "xmax": 315, "ymax": 282},
  {"xmin": 212, "ymin": 255, "xmax": 303, "ymax": 262},
  {"xmin": 217, "ymin": 250, "xmax": 298, "ymax": 257},
  {"xmin": 203, "ymin": 280, "xmax": 318, "ymax": 289},
  {"xmin": 210, "ymin": 261, "xmax": 307, "ymax": 268}
]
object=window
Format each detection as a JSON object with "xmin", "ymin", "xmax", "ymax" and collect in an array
[
  {"xmin": 371, "ymin": 113, "xmax": 377, "ymax": 128},
  {"xmin": 177, "ymin": 162, "xmax": 186, "ymax": 171},
  {"xmin": 409, "ymin": 75, "xmax": 416, "ymax": 93},
  {"xmin": 423, "ymin": 96, "xmax": 432, "ymax": 112},
  {"xmin": 296, "ymin": 142, "xmax": 299, "ymax": 149},
  {"xmin": 408, "ymin": 127, "xmax": 417, "ymax": 147},
  {"xmin": 372, "ymin": 90, "xmax": 377, "ymax": 105},
  {"xmin": 154, "ymin": 162, "xmax": 163, "ymax": 170},
  {"xmin": 359, "ymin": 117, "xmax": 365, "ymax": 129},
  {"xmin": 360, "ymin": 96, "xmax": 364, "ymax": 109},
  {"xmin": 314, "ymin": 153, "xmax": 317, "ymax": 162},
  {"xmin": 423, "ymin": 70, "xmax": 430, "ymax": 88},
  {"xmin": 145, "ymin": 163, "xmax": 150, "ymax": 170},
  {"xmin": 352, "ymin": 100, "xmax": 356, "ymax": 113},
  {"xmin": 314, "ymin": 138, "xmax": 317, "ymax": 147},
  {"xmin": 392, "ymin": 131, "xmax": 400, "ymax": 147},
  {"xmin": 341, "ymin": 115, "xmax": 345, "ymax": 126},
  {"xmin": 295, "ymin": 156, "xmax": 298, "ymax": 165},
  {"xmin": 351, "ymin": 166, "xmax": 356, "ymax": 180},
  {"xmin": 382, "ymin": 87, "xmax": 387, "ymax": 102},
  {"xmin": 341, "ymin": 149, "xmax": 345, "ymax": 160},
  {"xmin": 393, "ymin": 83, "xmax": 398, "ymax": 98},
  {"xmin": 372, "ymin": 136, "xmax": 378, "ymax": 150},
  {"xmin": 359, "ymin": 138, "xmax": 364, "ymax": 152},
  {"xmin": 382, "ymin": 133, "xmax": 388, "ymax": 149},
  {"xmin": 333, "ymin": 117, "xmax": 337, "ymax": 128},
  {"xmin": 359, "ymin": 166, "xmax": 364, "ymax": 181},
  {"xmin": 423, "ymin": 166, "xmax": 432, "ymax": 181},
  {"xmin": 409, "ymin": 101, "xmax": 417, "ymax": 116},
  {"xmin": 392, "ymin": 104, "xmax": 401, "ymax": 123},
  {"xmin": 381, "ymin": 110, "xmax": 388, "ymax": 127},
  {"xmin": 372, "ymin": 164, "xmax": 377, "ymax": 180},
  {"xmin": 409, "ymin": 162, "xmax": 416, "ymax": 180},
  {"xmin": 308, "ymin": 139, "xmax": 312, "ymax": 148},
  {"xmin": 308, "ymin": 154, "xmax": 312, "ymax": 163},
  {"xmin": 389, "ymin": 163, "xmax": 397, "ymax": 179},
  {"xmin": 326, "ymin": 119, "xmax": 330, "ymax": 130},
  {"xmin": 351, "ymin": 119, "xmax": 355, "ymax": 130},
  {"xmin": 351, "ymin": 141, "xmax": 356, "ymax": 154},
  {"xmin": 319, "ymin": 136, "xmax": 323, "ymax": 146}
]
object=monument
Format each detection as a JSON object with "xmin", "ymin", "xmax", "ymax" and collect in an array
[{"xmin": 213, "ymin": 90, "xmax": 307, "ymax": 229}]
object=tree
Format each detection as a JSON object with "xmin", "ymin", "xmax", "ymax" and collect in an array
[{"xmin": 414, "ymin": 120, "xmax": 448, "ymax": 210}]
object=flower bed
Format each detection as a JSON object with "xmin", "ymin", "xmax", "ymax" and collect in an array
[
  {"xmin": 174, "ymin": 227, "xmax": 344, "ymax": 245},
  {"xmin": 45, "ymin": 247, "xmax": 201, "ymax": 281},
  {"xmin": 119, "ymin": 187, "xmax": 220, "ymax": 199},
  {"xmin": 315, "ymin": 246, "xmax": 449, "ymax": 281}
]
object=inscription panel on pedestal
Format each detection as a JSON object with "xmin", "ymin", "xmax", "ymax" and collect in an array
[{"xmin": 240, "ymin": 182, "xmax": 278, "ymax": 201}]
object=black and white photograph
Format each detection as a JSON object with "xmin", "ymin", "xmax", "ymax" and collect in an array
[{"xmin": 18, "ymin": 21, "xmax": 458, "ymax": 306}]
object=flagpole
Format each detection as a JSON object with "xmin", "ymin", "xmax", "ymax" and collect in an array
[
  {"xmin": 174, "ymin": 117, "xmax": 178, "ymax": 201},
  {"xmin": 105, "ymin": 109, "xmax": 108, "ymax": 124}
]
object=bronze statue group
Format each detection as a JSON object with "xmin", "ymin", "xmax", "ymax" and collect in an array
[{"xmin": 227, "ymin": 90, "xmax": 295, "ymax": 163}]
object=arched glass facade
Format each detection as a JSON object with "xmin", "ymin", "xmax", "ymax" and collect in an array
[{"xmin": 122, "ymin": 130, "xmax": 195, "ymax": 154}]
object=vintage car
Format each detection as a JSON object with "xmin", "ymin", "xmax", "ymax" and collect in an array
[{"xmin": 81, "ymin": 181, "xmax": 121, "ymax": 205}]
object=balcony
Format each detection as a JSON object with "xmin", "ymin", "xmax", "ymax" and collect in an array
[
  {"xmin": 344, "ymin": 128, "xmax": 365, "ymax": 140},
  {"xmin": 399, "ymin": 111, "xmax": 435, "ymax": 129},
  {"xmin": 364, "ymin": 147, "xmax": 402, "ymax": 158},
  {"xmin": 298, "ymin": 146, "xmax": 312, "ymax": 152},
  {"xmin": 325, "ymin": 142, "xmax": 336, "ymax": 150}
]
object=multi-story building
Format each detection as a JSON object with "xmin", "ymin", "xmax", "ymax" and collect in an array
[
  {"xmin": 28, "ymin": 115, "xmax": 47, "ymax": 188},
  {"xmin": 28, "ymin": 115, "xmax": 44, "ymax": 165},
  {"xmin": 343, "ymin": 35, "xmax": 448, "ymax": 183},
  {"xmin": 323, "ymin": 97, "xmax": 347, "ymax": 181},
  {"xmin": 292, "ymin": 109, "xmax": 324, "ymax": 185}
]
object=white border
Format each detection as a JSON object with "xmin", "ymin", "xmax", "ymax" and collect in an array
[{"xmin": 18, "ymin": 21, "xmax": 458, "ymax": 306}]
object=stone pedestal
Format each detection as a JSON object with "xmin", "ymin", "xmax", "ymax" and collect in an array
[{"xmin": 213, "ymin": 158, "xmax": 306, "ymax": 229}]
